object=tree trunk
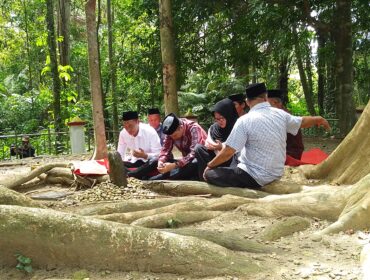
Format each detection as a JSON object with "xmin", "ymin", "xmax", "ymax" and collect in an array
[
  {"xmin": 58, "ymin": 0, "xmax": 70, "ymax": 67},
  {"xmin": 333, "ymin": 0, "xmax": 356, "ymax": 136},
  {"xmin": 317, "ymin": 30, "xmax": 327, "ymax": 116},
  {"xmin": 107, "ymin": 0, "xmax": 119, "ymax": 145},
  {"xmin": 159, "ymin": 0, "xmax": 179, "ymax": 115},
  {"xmin": 22, "ymin": 0, "xmax": 33, "ymax": 91},
  {"xmin": 293, "ymin": 27, "xmax": 316, "ymax": 115},
  {"xmin": 85, "ymin": 0, "xmax": 107, "ymax": 160},
  {"xmin": 46, "ymin": 0, "xmax": 63, "ymax": 154},
  {"xmin": 302, "ymin": 100, "xmax": 370, "ymax": 184},
  {"xmin": 278, "ymin": 56, "xmax": 289, "ymax": 105}
]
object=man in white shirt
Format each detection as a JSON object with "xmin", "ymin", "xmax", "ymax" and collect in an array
[
  {"xmin": 147, "ymin": 108, "xmax": 165, "ymax": 145},
  {"xmin": 204, "ymin": 83, "xmax": 331, "ymax": 188},
  {"xmin": 117, "ymin": 111, "xmax": 161, "ymax": 179}
]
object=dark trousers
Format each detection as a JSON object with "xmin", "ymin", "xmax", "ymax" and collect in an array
[
  {"xmin": 149, "ymin": 159, "xmax": 199, "ymax": 181},
  {"xmin": 125, "ymin": 158, "xmax": 159, "ymax": 180},
  {"xmin": 205, "ymin": 166, "xmax": 262, "ymax": 189},
  {"xmin": 195, "ymin": 144, "xmax": 237, "ymax": 181}
]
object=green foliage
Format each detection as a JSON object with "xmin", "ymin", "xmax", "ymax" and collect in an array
[
  {"xmin": 72, "ymin": 269, "xmax": 89, "ymax": 280},
  {"xmin": 166, "ymin": 218, "xmax": 181, "ymax": 228},
  {"xmin": 179, "ymin": 72, "xmax": 245, "ymax": 127},
  {"xmin": 15, "ymin": 253, "xmax": 32, "ymax": 274}
]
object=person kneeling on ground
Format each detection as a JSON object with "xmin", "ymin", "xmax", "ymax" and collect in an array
[
  {"xmin": 203, "ymin": 82, "xmax": 331, "ymax": 189},
  {"xmin": 150, "ymin": 113, "xmax": 207, "ymax": 180},
  {"xmin": 117, "ymin": 110, "xmax": 162, "ymax": 179},
  {"xmin": 195, "ymin": 98, "xmax": 239, "ymax": 180}
]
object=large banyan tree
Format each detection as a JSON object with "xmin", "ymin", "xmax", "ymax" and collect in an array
[{"xmin": 0, "ymin": 101, "xmax": 369, "ymax": 277}]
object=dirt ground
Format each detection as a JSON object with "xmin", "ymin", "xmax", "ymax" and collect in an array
[{"xmin": 0, "ymin": 137, "xmax": 368, "ymax": 280}]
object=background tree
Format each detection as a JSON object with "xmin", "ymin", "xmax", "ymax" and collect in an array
[
  {"xmin": 85, "ymin": 0, "xmax": 107, "ymax": 159},
  {"xmin": 159, "ymin": 0, "xmax": 179, "ymax": 115},
  {"xmin": 45, "ymin": 0, "xmax": 63, "ymax": 153}
]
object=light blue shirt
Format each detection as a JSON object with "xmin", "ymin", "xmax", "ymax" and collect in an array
[{"xmin": 225, "ymin": 102, "xmax": 302, "ymax": 186}]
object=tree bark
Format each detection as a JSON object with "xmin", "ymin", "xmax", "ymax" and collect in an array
[
  {"xmin": 58, "ymin": 0, "xmax": 70, "ymax": 67},
  {"xmin": 0, "ymin": 186, "xmax": 45, "ymax": 208},
  {"xmin": 107, "ymin": 0, "xmax": 119, "ymax": 145},
  {"xmin": 46, "ymin": 0, "xmax": 63, "ymax": 154},
  {"xmin": 302, "ymin": 100, "xmax": 370, "ymax": 184},
  {"xmin": 333, "ymin": 0, "xmax": 356, "ymax": 136},
  {"xmin": 293, "ymin": 27, "xmax": 316, "ymax": 115},
  {"xmin": 159, "ymin": 0, "xmax": 179, "ymax": 115},
  {"xmin": 0, "ymin": 205, "xmax": 260, "ymax": 276},
  {"xmin": 85, "ymin": 0, "xmax": 108, "ymax": 159}
]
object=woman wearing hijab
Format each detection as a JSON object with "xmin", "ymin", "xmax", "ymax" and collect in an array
[{"xmin": 195, "ymin": 98, "xmax": 239, "ymax": 180}]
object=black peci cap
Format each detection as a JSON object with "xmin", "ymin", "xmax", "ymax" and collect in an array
[
  {"xmin": 122, "ymin": 111, "xmax": 139, "ymax": 121},
  {"xmin": 148, "ymin": 108, "xmax": 160, "ymax": 115},
  {"xmin": 267, "ymin": 89, "xmax": 283, "ymax": 99},
  {"xmin": 162, "ymin": 113, "xmax": 180, "ymax": 135},
  {"xmin": 228, "ymin": 93, "xmax": 245, "ymax": 103},
  {"xmin": 245, "ymin": 83, "xmax": 267, "ymax": 99}
]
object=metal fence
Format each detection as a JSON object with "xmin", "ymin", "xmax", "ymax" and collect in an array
[
  {"xmin": 0, "ymin": 119, "xmax": 341, "ymax": 161},
  {"xmin": 301, "ymin": 118, "xmax": 340, "ymax": 137}
]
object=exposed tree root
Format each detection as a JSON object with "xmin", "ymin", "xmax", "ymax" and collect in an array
[
  {"xmin": 302, "ymin": 100, "xmax": 370, "ymax": 185},
  {"xmin": 258, "ymin": 216, "xmax": 311, "ymax": 241},
  {"xmin": 361, "ymin": 243, "xmax": 370, "ymax": 279},
  {"xmin": 131, "ymin": 210, "xmax": 223, "ymax": 228},
  {"xmin": 74, "ymin": 196, "xmax": 206, "ymax": 216},
  {"xmin": 164, "ymin": 228, "xmax": 276, "ymax": 253},
  {"xmin": 3, "ymin": 163, "xmax": 71, "ymax": 190},
  {"xmin": 92, "ymin": 195, "xmax": 251, "ymax": 224},
  {"xmin": 238, "ymin": 173, "xmax": 370, "ymax": 235},
  {"xmin": 0, "ymin": 205, "xmax": 260, "ymax": 276},
  {"xmin": 142, "ymin": 180, "xmax": 268, "ymax": 198},
  {"xmin": 0, "ymin": 186, "xmax": 45, "ymax": 208}
]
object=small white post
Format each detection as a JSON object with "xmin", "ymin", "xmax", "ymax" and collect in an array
[{"xmin": 67, "ymin": 117, "xmax": 87, "ymax": 154}]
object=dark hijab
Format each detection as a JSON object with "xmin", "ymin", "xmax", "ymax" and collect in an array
[{"xmin": 209, "ymin": 98, "xmax": 239, "ymax": 142}]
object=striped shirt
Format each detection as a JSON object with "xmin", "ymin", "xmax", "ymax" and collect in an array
[
  {"xmin": 225, "ymin": 102, "xmax": 302, "ymax": 186},
  {"xmin": 159, "ymin": 118, "xmax": 207, "ymax": 167}
]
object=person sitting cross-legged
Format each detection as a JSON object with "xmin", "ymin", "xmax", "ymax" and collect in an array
[
  {"xmin": 204, "ymin": 82, "xmax": 331, "ymax": 189},
  {"xmin": 195, "ymin": 98, "xmax": 239, "ymax": 180},
  {"xmin": 117, "ymin": 110, "xmax": 162, "ymax": 179},
  {"xmin": 150, "ymin": 113, "xmax": 207, "ymax": 181}
]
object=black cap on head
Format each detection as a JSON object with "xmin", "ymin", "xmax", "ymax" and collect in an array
[
  {"xmin": 122, "ymin": 111, "xmax": 139, "ymax": 121},
  {"xmin": 148, "ymin": 108, "xmax": 160, "ymax": 115},
  {"xmin": 228, "ymin": 93, "xmax": 245, "ymax": 103},
  {"xmin": 162, "ymin": 113, "xmax": 180, "ymax": 135},
  {"xmin": 245, "ymin": 83, "xmax": 267, "ymax": 99},
  {"xmin": 267, "ymin": 89, "xmax": 283, "ymax": 99}
]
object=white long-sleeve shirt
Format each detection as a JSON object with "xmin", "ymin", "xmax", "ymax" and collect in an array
[{"xmin": 117, "ymin": 123, "xmax": 161, "ymax": 163}]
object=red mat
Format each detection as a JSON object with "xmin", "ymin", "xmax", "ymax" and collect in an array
[{"xmin": 285, "ymin": 148, "xmax": 329, "ymax": 167}]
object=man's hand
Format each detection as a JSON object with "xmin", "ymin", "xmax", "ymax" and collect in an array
[
  {"xmin": 132, "ymin": 148, "xmax": 147, "ymax": 159},
  {"xmin": 157, "ymin": 162, "xmax": 177, "ymax": 174},
  {"xmin": 203, "ymin": 166, "xmax": 211, "ymax": 181},
  {"xmin": 205, "ymin": 140, "xmax": 222, "ymax": 151},
  {"xmin": 317, "ymin": 117, "xmax": 331, "ymax": 131}
]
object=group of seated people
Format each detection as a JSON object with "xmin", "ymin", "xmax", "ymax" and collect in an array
[
  {"xmin": 10, "ymin": 136, "xmax": 35, "ymax": 159},
  {"xmin": 117, "ymin": 82, "xmax": 330, "ymax": 189}
]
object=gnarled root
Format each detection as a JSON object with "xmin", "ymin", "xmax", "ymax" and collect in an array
[{"xmin": 0, "ymin": 205, "xmax": 260, "ymax": 276}]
